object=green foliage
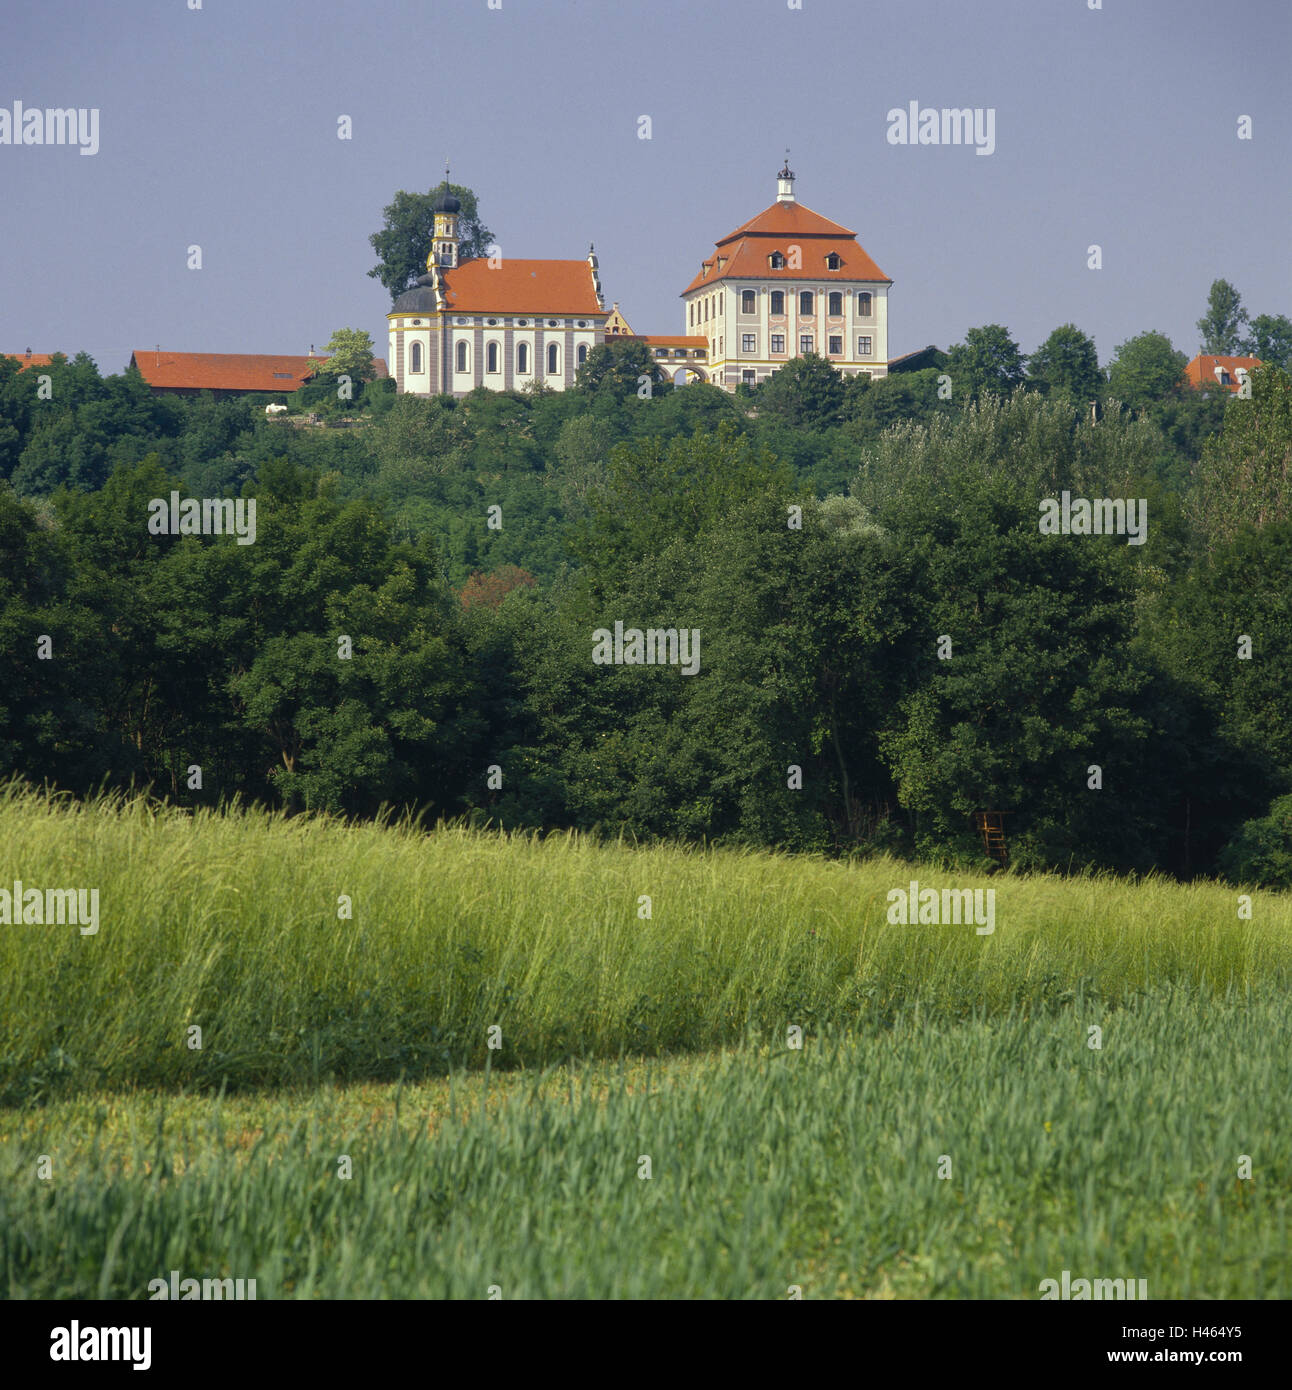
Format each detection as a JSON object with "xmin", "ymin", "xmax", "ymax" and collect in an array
[
  {"xmin": 367, "ymin": 185, "xmax": 494, "ymax": 300},
  {"xmin": 945, "ymin": 324, "xmax": 1026, "ymax": 402},
  {"xmin": 1246, "ymin": 312, "xmax": 1292, "ymax": 369},
  {"xmin": 1190, "ymin": 366, "xmax": 1292, "ymax": 549},
  {"xmin": 319, "ymin": 327, "xmax": 377, "ymax": 383},
  {"xmin": 1196, "ymin": 277, "xmax": 1250, "ymax": 356},
  {"xmin": 1219, "ymin": 794, "xmax": 1292, "ymax": 889},
  {"xmin": 1027, "ymin": 323, "xmax": 1102, "ymax": 401},
  {"xmin": 1105, "ymin": 331, "xmax": 1189, "ymax": 410},
  {"xmin": 753, "ymin": 353, "xmax": 848, "ymax": 429}
]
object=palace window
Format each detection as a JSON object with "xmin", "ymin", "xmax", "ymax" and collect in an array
[
  {"xmin": 547, "ymin": 343, "xmax": 560, "ymax": 375},
  {"xmin": 487, "ymin": 342, "xmax": 500, "ymax": 373},
  {"xmin": 858, "ymin": 292, "xmax": 872, "ymax": 316},
  {"xmin": 857, "ymin": 336, "xmax": 873, "ymax": 356},
  {"xmin": 771, "ymin": 334, "xmax": 785, "ymax": 354},
  {"xmin": 829, "ymin": 336, "xmax": 842, "ymax": 355},
  {"xmin": 741, "ymin": 289, "xmax": 756, "ymax": 314},
  {"xmin": 826, "ymin": 253, "xmax": 841, "ymax": 270},
  {"xmin": 800, "ymin": 335, "xmax": 813, "ymax": 355},
  {"xmin": 410, "ymin": 342, "xmax": 423, "ymax": 373},
  {"xmin": 770, "ymin": 251, "xmax": 785, "ymax": 269},
  {"xmin": 828, "ymin": 292, "xmax": 843, "ymax": 316},
  {"xmin": 770, "ymin": 290, "xmax": 784, "ymax": 315},
  {"xmin": 799, "ymin": 291, "xmax": 814, "ymax": 315},
  {"xmin": 456, "ymin": 340, "xmax": 469, "ymax": 373},
  {"xmin": 742, "ymin": 334, "xmax": 756, "ymax": 352},
  {"xmin": 742, "ymin": 369, "xmax": 756, "ymax": 384},
  {"xmin": 517, "ymin": 342, "xmax": 529, "ymax": 373}
]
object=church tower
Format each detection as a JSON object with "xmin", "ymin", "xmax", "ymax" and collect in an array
[{"xmin": 430, "ymin": 171, "xmax": 461, "ymax": 270}]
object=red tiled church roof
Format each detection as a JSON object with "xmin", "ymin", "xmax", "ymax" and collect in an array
[
  {"xmin": 4, "ymin": 352, "xmax": 57, "ymax": 370},
  {"xmin": 441, "ymin": 258, "xmax": 605, "ymax": 315}
]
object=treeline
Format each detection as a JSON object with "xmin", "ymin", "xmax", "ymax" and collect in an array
[{"xmin": 1, "ymin": 341, "xmax": 1290, "ymax": 884}]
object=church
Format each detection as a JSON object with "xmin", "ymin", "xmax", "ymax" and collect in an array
[
  {"xmin": 388, "ymin": 164, "xmax": 892, "ymax": 398},
  {"xmin": 387, "ymin": 182, "xmax": 608, "ymax": 396}
]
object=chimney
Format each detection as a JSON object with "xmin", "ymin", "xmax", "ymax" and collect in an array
[{"xmin": 155, "ymin": 344, "xmax": 160, "ymax": 366}]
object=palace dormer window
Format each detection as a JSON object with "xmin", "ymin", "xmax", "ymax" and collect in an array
[
  {"xmin": 770, "ymin": 251, "xmax": 785, "ymax": 269},
  {"xmin": 826, "ymin": 253, "xmax": 841, "ymax": 270}
]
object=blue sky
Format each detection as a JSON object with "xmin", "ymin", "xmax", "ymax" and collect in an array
[{"xmin": 2, "ymin": 0, "xmax": 1288, "ymax": 374}]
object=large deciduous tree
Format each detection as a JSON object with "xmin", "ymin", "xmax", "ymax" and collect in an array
[{"xmin": 368, "ymin": 185, "xmax": 495, "ymax": 300}]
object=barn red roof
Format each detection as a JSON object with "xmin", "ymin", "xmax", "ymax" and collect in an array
[{"xmin": 128, "ymin": 350, "xmax": 388, "ymax": 393}]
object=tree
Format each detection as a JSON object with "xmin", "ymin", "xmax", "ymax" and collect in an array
[
  {"xmin": 945, "ymin": 324, "xmax": 1026, "ymax": 402},
  {"xmin": 319, "ymin": 328, "xmax": 377, "ymax": 384},
  {"xmin": 1196, "ymin": 278, "xmax": 1250, "ymax": 356},
  {"xmin": 754, "ymin": 353, "xmax": 847, "ymax": 429},
  {"xmin": 1105, "ymin": 331, "xmax": 1188, "ymax": 409},
  {"xmin": 1246, "ymin": 313, "xmax": 1292, "ymax": 370},
  {"xmin": 1190, "ymin": 366, "xmax": 1292, "ymax": 549},
  {"xmin": 1027, "ymin": 324, "xmax": 1101, "ymax": 400},
  {"xmin": 573, "ymin": 340, "xmax": 666, "ymax": 399},
  {"xmin": 368, "ymin": 185, "xmax": 494, "ymax": 300}
]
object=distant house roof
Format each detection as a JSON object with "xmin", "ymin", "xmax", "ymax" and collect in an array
[
  {"xmin": 684, "ymin": 200, "xmax": 890, "ymax": 295},
  {"xmin": 887, "ymin": 344, "xmax": 947, "ymax": 374},
  {"xmin": 1183, "ymin": 354, "xmax": 1263, "ymax": 392},
  {"xmin": 128, "ymin": 350, "xmax": 387, "ymax": 395},
  {"xmin": 390, "ymin": 258, "xmax": 606, "ymax": 317},
  {"xmin": 3, "ymin": 352, "xmax": 58, "ymax": 370}
]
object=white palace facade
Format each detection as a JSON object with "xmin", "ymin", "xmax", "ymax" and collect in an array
[{"xmin": 388, "ymin": 163, "xmax": 891, "ymax": 398}]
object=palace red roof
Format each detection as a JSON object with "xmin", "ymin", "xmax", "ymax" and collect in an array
[
  {"xmin": 684, "ymin": 199, "xmax": 891, "ymax": 294},
  {"xmin": 4, "ymin": 352, "xmax": 57, "ymax": 370},
  {"xmin": 441, "ymin": 259, "xmax": 605, "ymax": 315}
]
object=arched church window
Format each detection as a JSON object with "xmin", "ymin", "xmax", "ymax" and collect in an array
[
  {"xmin": 456, "ymin": 341, "xmax": 468, "ymax": 373},
  {"xmin": 547, "ymin": 342, "xmax": 559, "ymax": 375},
  {"xmin": 517, "ymin": 342, "xmax": 529, "ymax": 373},
  {"xmin": 410, "ymin": 342, "xmax": 423, "ymax": 373}
]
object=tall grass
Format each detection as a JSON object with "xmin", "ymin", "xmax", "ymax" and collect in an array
[
  {"xmin": 1, "ymin": 781, "xmax": 1288, "ymax": 1101},
  {"xmin": 3, "ymin": 993, "xmax": 1289, "ymax": 1298}
]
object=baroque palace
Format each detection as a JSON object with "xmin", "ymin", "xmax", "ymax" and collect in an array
[{"xmin": 387, "ymin": 162, "xmax": 893, "ymax": 397}]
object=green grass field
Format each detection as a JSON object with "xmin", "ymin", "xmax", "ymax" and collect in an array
[{"xmin": 2, "ymin": 783, "xmax": 1289, "ymax": 1297}]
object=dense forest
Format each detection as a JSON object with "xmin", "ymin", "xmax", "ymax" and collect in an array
[{"xmin": 2, "ymin": 328, "xmax": 1290, "ymax": 884}]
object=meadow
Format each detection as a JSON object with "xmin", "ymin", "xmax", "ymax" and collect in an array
[{"xmin": 1, "ymin": 783, "xmax": 1289, "ymax": 1297}]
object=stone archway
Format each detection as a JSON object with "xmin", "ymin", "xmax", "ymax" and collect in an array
[{"xmin": 670, "ymin": 364, "xmax": 709, "ymax": 386}]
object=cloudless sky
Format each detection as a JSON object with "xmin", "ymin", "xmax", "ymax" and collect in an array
[{"xmin": 2, "ymin": 0, "xmax": 1288, "ymax": 374}]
